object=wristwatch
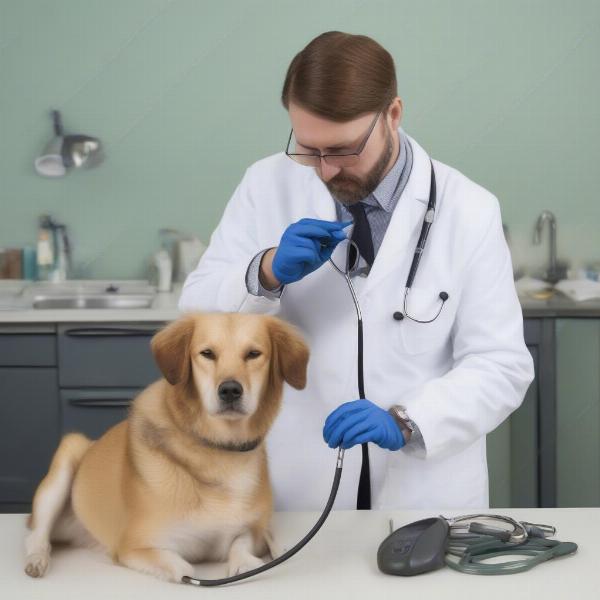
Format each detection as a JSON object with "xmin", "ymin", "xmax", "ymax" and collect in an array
[{"xmin": 388, "ymin": 404, "xmax": 415, "ymax": 443}]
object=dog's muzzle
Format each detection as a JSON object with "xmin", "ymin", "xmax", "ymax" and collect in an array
[{"xmin": 217, "ymin": 380, "xmax": 245, "ymax": 413}]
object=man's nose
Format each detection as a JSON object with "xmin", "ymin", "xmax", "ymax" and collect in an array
[{"xmin": 319, "ymin": 160, "xmax": 342, "ymax": 182}]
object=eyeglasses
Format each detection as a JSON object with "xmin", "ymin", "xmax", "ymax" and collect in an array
[{"xmin": 285, "ymin": 110, "xmax": 382, "ymax": 168}]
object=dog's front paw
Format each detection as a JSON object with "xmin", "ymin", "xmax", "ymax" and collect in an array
[
  {"xmin": 264, "ymin": 529, "xmax": 283, "ymax": 560},
  {"xmin": 25, "ymin": 552, "xmax": 49, "ymax": 578},
  {"xmin": 163, "ymin": 553, "xmax": 196, "ymax": 584},
  {"xmin": 227, "ymin": 554, "xmax": 265, "ymax": 577},
  {"xmin": 118, "ymin": 548, "xmax": 195, "ymax": 583}
]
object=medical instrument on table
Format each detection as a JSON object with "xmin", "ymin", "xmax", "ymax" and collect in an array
[
  {"xmin": 445, "ymin": 513, "xmax": 577, "ymax": 575},
  {"xmin": 378, "ymin": 517, "xmax": 449, "ymax": 576},
  {"xmin": 377, "ymin": 513, "xmax": 577, "ymax": 577},
  {"xmin": 445, "ymin": 513, "xmax": 556, "ymax": 543},
  {"xmin": 183, "ymin": 159, "xmax": 444, "ymax": 586}
]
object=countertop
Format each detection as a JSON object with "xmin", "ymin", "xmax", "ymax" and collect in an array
[
  {"xmin": 2, "ymin": 279, "xmax": 600, "ymax": 323},
  {"xmin": 1, "ymin": 508, "xmax": 595, "ymax": 599},
  {"xmin": 518, "ymin": 293, "xmax": 600, "ymax": 317},
  {"xmin": 0, "ymin": 280, "xmax": 182, "ymax": 323}
]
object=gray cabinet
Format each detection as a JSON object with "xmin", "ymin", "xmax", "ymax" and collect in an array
[
  {"xmin": 487, "ymin": 318, "xmax": 556, "ymax": 508},
  {"xmin": 0, "ymin": 325, "xmax": 60, "ymax": 512},
  {"xmin": 58, "ymin": 323, "xmax": 161, "ymax": 388},
  {"xmin": 0, "ymin": 321, "xmax": 164, "ymax": 512},
  {"xmin": 56, "ymin": 323, "xmax": 163, "ymax": 441},
  {"xmin": 0, "ymin": 330, "xmax": 56, "ymax": 366},
  {"xmin": 556, "ymin": 319, "xmax": 600, "ymax": 506},
  {"xmin": 60, "ymin": 388, "xmax": 138, "ymax": 440}
]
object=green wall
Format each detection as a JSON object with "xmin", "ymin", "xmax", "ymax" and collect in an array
[{"xmin": 1, "ymin": 0, "xmax": 598, "ymax": 279}]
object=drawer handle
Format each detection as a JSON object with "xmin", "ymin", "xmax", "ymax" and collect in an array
[
  {"xmin": 64, "ymin": 327, "xmax": 159, "ymax": 337},
  {"xmin": 68, "ymin": 398, "xmax": 133, "ymax": 408}
]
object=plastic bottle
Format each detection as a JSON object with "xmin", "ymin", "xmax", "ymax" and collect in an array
[
  {"xmin": 36, "ymin": 229, "xmax": 54, "ymax": 281},
  {"xmin": 154, "ymin": 248, "xmax": 172, "ymax": 292}
]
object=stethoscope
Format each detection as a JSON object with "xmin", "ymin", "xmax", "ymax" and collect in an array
[
  {"xmin": 329, "ymin": 159, "xmax": 446, "ymax": 509},
  {"xmin": 443, "ymin": 513, "xmax": 576, "ymax": 575},
  {"xmin": 183, "ymin": 159, "xmax": 442, "ymax": 586}
]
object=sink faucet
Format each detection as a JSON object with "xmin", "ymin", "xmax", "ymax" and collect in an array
[{"xmin": 533, "ymin": 210, "xmax": 562, "ymax": 284}]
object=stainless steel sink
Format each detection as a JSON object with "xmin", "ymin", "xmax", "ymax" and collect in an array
[
  {"xmin": 32, "ymin": 294, "xmax": 154, "ymax": 309},
  {"xmin": 2, "ymin": 280, "xmax": 158, "ymax": 310}
]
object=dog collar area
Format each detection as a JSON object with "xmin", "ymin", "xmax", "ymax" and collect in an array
[{"xmin": 195, "ymin": 436, "xmax": 263, "ymax": 452}]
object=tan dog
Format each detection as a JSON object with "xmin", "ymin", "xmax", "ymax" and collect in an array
[{"xmin": 24, "ymin": 312, "xmax": 309, "ymax": 582}]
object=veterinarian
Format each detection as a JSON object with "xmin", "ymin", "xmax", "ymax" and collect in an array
[{"xmin": 179, "ymin": 31, "xmax": 534, "ymax": 511}]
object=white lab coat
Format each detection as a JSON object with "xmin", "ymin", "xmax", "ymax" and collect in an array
[{"xmin": 179, "ymin": 131, "xmax": 534, "ymax": 511}]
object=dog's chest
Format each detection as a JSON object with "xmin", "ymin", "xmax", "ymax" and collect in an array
[
  {"xmin": 158, "ymin": 520, "xmax": 244, "ymax": 562},
  {"xmin": 156, "ymin": 470, "xmax": 263, "ymax": 562}
]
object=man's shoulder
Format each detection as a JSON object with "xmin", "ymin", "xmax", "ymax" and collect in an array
[{"xmin": 434, "ymin": 158, "xmax": 500, "ymax": 224}]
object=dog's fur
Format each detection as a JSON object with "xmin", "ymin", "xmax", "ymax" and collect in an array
[{"xmin": 24, "ymin": 312, "xmax": 309, "ymax": 582}]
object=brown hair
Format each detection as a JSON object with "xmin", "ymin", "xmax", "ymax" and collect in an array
[{"xmin": 281, "ymin": 31, "xmax": 397, "ymax": 122}]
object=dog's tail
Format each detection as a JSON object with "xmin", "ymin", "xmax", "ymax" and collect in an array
[{"xmin": 25, "ymin": 433, "xmax": 92, "ymax": 577}]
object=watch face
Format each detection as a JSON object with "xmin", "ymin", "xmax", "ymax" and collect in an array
[
  {"xmin": 394, "ymin": 407, "xmax": 407, "ymax": 420},
  {"xmin": 394, "ymin": 407, "xmax": 414, "ymax": 432}
]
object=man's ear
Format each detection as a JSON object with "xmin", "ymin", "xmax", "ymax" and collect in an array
[
  {"xmin": 151, "ymin": 315, "xmax": 196, "ymax": 385},
  {"xmin": 268, "ymin": 316, "xmax": 309, "ymax": 390}
]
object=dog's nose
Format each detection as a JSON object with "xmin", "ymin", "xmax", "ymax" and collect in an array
[{"xmin": 218, "ymin": 380, "xmax": 243, "ymax": 404}]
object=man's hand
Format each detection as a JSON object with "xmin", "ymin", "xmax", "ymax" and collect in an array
[
  {"xmin": 323, "ymin": 399, "xmax": 406, "ymax": 451},
  {"xmin": 269, "ymin": 218, "xmax": 351, "ymax": 285}
]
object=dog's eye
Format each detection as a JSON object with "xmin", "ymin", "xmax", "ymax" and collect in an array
[
  {"xmin": 246, "ymin": 350, "xmax": 262, "ymax": 360},
  {"xmin": 200, "ymin": 349, "xmax": 216, "ymax": 360}
]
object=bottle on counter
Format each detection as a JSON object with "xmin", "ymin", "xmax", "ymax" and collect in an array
[
  {"xmin": 153, "ymin": 248, "xmax": 173, "ymax": 293},
  {"xmin": 22, "ymin": 246, "xmax": 37, "ymax": 280},
  {"xmin": 0, "ymin": 248, "xmax": 23, "ymax": 279},
  {"xmin": 36, "ymin": 223, "xmax": 54, "ymax": 281}
]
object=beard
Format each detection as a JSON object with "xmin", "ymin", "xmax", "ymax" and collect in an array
[{"xmin": 323, "ymin": 124, "xmax": 394, "ymax": 206}]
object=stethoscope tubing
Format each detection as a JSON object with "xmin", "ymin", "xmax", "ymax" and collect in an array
[
  {"xmin": 405, "ymin": 160, "xmax": 436, "ymax": 289},
  {"xmin": 443, "ymin": 513, "xmax": 573, "ymax": 575}
]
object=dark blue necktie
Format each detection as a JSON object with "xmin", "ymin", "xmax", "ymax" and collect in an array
[{"xmin": 347, "ymin": 202, "xmax": 374, "ymax": 267}]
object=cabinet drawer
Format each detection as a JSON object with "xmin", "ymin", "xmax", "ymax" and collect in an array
[
  {"xmin": 0, "ymin": 325, "xmax": 57, "ymax": 366},
  {"xmin": 0, "ymin": 367, "xmax": 59, "ymax": 504},
  {"xmin": 58, "ymin": 323, "xmax": 163, "ymax": 387},
  {"xmin": 60, "ymin": 388, "xmax": 139, "ymax": 440}
]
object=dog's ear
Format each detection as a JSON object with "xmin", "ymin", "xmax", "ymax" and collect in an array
[
  {"xmin": 151, "ymin": 315, "xmax": 196, "ymax": 385},
  {"xmin": 268, "ymin": 317, "xmax": 309, "ymax": 390}
]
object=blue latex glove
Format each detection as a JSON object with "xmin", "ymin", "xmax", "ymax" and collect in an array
[
  {"xmin": 323, "ymin": 399, "xmax": 406, "ymax": 451},
  {"xmin": 272, "ymin": 218, "xmax": 352, "ymax": 285}
]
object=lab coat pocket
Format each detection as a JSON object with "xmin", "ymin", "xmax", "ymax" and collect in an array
[{"xmin": 397, "ymin": 285, "xmax": 455, "ymax": 355}]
